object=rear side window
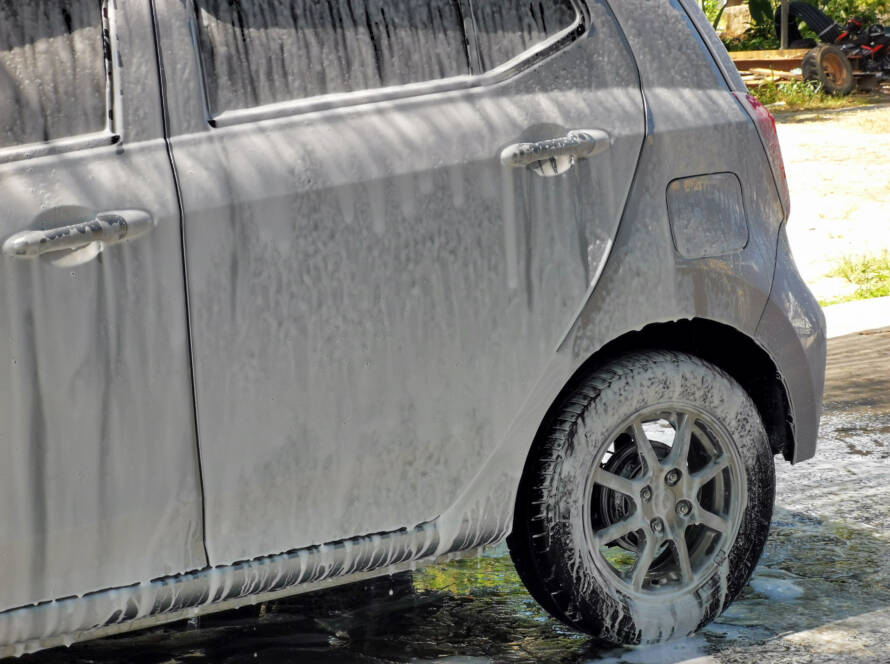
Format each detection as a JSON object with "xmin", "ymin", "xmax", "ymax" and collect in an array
[
  {"xmin": 471, "ymin": 0, "xmax": 579, "ymax": 71},
  {"xmin": 0, "ymin": 1, "xmax": 107, "ymax": 149},
  {"xmin": 194, "ymin": 0, "xmax": 471, "ymax": 114}
]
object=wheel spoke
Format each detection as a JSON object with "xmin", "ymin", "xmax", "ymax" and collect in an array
[
  {"xmin": 696, "ymin": 508, "xmax": 729, "ymax": 534},
  {"xmin": 631, "ymin": 421, "xmax": 660, "ymax": 475},
  {"xmin": 666, "ymin": 412, "xmax": 693, "ymax": 469},
  {"xmin": 691, "ymin": 456, "xmax": 729, "ymax": 490},
  {"xmin": 595, "ymin": 515, "xmax": 641, "ymax": 547},
  {"xmin": 673, "ymin": 533, "xmax": 693, "ymax": 584},
  {"xmin": 595, "ymin": 469, "xmax": 637, "ymax": 497},
  {"xmin": 631, "ymin": 534, "xmax": 657, "ymax": 592}
]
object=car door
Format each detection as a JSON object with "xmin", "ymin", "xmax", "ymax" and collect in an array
[
  {"xmin": 0, "ymin": 0, "xmax": 205, "ymax": 611},
  {"xmin": 156, "ymin": 0, "xmax": 644, "ymax": 565}
]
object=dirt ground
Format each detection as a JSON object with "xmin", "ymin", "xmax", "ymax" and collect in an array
[{"xmin": 777, "ymin": 104, "xmax": 890, "ymax": 302}]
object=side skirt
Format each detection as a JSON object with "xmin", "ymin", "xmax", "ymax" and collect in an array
[{"xmin": 0, "ymin": 522, "xmax": 440, "ymax": 657}]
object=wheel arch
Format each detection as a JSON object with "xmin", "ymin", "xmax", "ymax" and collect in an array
[
  {"xmin": 439, "ymin": 318, "xmax": 794, "ymax": 557},
  {"xmin": 524, "ymin": 318, "xmax": 794, "ymax": 488}
]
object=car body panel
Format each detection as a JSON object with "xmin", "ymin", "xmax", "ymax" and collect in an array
[
  {"xmin": 0, "ymin": 0, "xmax": 205, "ymax": 612},
  {"xmin": 155, "ymin": 0, "xmax": 647, "ymax": 565},
  {"xmin": 578, "ymin": 0, "xmax": 784, "ymax": 340},
  {"xmin": 438, "ymin": 0, "xmax": 818, "ymax": 553},
  {"xmin": 756, "ymin": 229, "xmax": 827, "ymax": 463},
  {"xmin": 0, "ymin": 521, "xmax": 439, "ymax": 658},
  {"xmin": 668, "ymin": 0, "xmax": 826, "ymax": 463}
]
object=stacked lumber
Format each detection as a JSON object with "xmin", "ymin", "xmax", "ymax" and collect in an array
[{"xmin": 739, "ymin": 66, "xmax": 804, "ymax": 87}]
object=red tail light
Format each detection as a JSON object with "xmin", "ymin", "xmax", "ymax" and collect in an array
[{"xmin": 734, "ymin": 92, "xmax": 791, "ymax": 220}]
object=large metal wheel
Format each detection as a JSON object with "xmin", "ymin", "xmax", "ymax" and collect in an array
[
  {"xmin": 802, "ymin": 44, "xmax": 855, "ymax": 95},
  {"xmin": 508, "ymin": 351, "xmax": 775, "ymax": 645},
  {"xmin": 585, "ymin": 406, "xmax": 745, "ymax": 597}
]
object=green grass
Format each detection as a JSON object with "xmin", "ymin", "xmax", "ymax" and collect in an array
[
  {"xmin": 752, "ymin": 79, "xmax": 874, "ymax": 111},
  {"xmin": 820, "ymin": 251, "xmax": 890, "ymax": 306}
]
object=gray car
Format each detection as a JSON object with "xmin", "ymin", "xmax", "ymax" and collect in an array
[{"xmin": 0, "ymin": 0, "xmax": 825, "ymax": 655}]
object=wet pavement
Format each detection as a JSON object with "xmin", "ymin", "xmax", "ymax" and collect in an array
[{"xmin": 21, "ymin": 328, "xmax": 890, "ymax": 663}]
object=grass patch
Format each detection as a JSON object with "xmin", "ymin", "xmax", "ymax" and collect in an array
[
  {"xmin": 413, "ymin": 553, "xmax": 524, "ymax": 596},
  {"xmin": 821, "ymin": 251, "xmax": 890, "ymax": 306},
  {"xmin": 752, "ymin": 79, "xmax": 874, "ymax": 111}
]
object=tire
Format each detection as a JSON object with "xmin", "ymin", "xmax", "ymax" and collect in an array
[
  {"xmin": 773, "ymin": 2, "xmax": 842, "ymax": 45},
  {"xmin": 802, "ymin": 44, "xmax": 855, "ymax": 95},
  {"xmin": 507, "ymin": 351, "xmax": 775, "ymax": 645}
]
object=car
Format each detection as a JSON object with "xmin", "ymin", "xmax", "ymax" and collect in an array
[{"xmin": 0, "ymin": 0, "xmax": 825, "ymax": 655}]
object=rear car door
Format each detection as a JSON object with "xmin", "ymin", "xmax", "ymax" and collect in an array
[
  {"xmin": 0, "ymin": 1, "xmax": 205, "ymax": 610},
  {"xmin": 156, "ymin": 0, "xmax": 645, "ymax": 565}
]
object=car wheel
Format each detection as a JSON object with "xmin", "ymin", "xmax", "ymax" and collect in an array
[
  {"xmin": 508, "ymin": 351, "xmax": 775, "ymax": 644},
  {"xmin": 802, "ymin": 44, "xmax": 854, "ymax": 95}
]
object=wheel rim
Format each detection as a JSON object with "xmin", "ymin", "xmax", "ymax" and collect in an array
[
  {"xmin": 822, "ymin": 51, "xmax": 849, "ymax": 86},
  {"xmin": 582, "ymin": 404, "xmax": 745, "ymax": 599}
]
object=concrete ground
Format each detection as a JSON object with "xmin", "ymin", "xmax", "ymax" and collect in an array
[
  {"xmin": 824, "ymin": 295, "xmax": 890, "ymax": 338},
  {"xmin": 824, "ymin": 327, "xmax": 890, "ymax": 412}
]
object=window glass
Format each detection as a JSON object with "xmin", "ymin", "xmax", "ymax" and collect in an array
[
  {"xmin": 471, "ymin": 0, "xmax": 578, "ymax": 71},
  {"xmin": 195, "ymin": 0, "xmax": 471, "ymax": 114},
  {"xmin": 0, "ymin": 1, "xmax": 107, "ymax": 149}
]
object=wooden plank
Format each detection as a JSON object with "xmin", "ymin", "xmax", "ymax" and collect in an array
[
  {"xmin": 728, "ymin": 49, "xmax": 810, "ymax": 61},
  {"xmin": 749, "ymin": 67, "xmax": 803, "ymax": 80},
  {"xmin": 732, "ymin": 58, "xmax": 805, "ymax": 72},
  {"xmin": 729, "ymin": 48, "xmax": 809, "ymax": 72}
]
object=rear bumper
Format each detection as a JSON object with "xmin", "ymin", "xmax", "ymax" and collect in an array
[{"xmin": 755, "ymin": 228, "xmax": 827, "ymax": 463}]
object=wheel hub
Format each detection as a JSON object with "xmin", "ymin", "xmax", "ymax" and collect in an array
[
  {"xmin": 586, "ymin": 407, "xmax": 743, "ymax": 596},
  {"xmin": 641, "ymin": 467, "xmax": 690, "ymax": 535},
  {"xmin": 595, "ymin": 439, "xmax": 670, "ymax": 551}
]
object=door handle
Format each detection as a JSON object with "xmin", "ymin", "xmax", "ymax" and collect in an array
[
  {"xmin": 500, "ymin": 129, "xmax": 611, "ymax": 177},
  {"xmin": 2, "ymin": 209, "xmax": 154, "ymax": 259}
]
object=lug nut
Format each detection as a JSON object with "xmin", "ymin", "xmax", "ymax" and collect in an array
[
  {"xmin": 650, "ymin": 517, "xmax": 664, "ymax": 534},
  {"xmin": 676, "ymin": 500, "xmax": 692, "ymax": 517},
  {"xmin": 641, "ymin": 486, "xmax": 652, "ymax": 503},
  {"xmin": 665, "ymin": 469, "xmax": 681, "ymax": 486}
]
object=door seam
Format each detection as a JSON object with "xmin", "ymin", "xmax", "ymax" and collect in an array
[{"xmin": 147, "ymin": 0, "xmax": 210, "ymax": 566}]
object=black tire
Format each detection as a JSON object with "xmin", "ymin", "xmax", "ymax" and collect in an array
[
  {"xmin": 802, "ymin": 44, "xmax": 855, "ymax": 95},
  {"xmin": 508, "ymin": 351, "xmax": 775, "ymax": 645},
  {"xmin": 774, "ymin": 2, "xmax": 842, "ymax": 45}
]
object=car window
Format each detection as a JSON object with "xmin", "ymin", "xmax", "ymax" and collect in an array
[
  {"xmin": 0, "ymin": 1, "xmax": 107, "ymax": 149},
  {"xmin": 470, "ymin": 0, "xmax": 579, "ymax": 71},
  {"xmin": 194, "ymin": 0, "xmax": 471, "ymax": 115}
]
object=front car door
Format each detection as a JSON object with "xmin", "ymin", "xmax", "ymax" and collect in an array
[
  {"xmin": 0, "ymin": 0, "xmax": 205, "ymax": 610},
  {"xmin": 156, "ymin": 0, "xmax": 644, "ymax": 565}
]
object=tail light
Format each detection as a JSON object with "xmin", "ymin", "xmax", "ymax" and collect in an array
[{"xmin": 734, "ymin": 92, "xmax": 791, "ymax": 221}]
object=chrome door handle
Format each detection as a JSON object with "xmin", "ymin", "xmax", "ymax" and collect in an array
[
  {"xmin": 3, "ymin": 209, "xmax": 154, "ymax": 259},
  {"xmin": 500, "ymin": 129, "xmax": 611, "ymax": 177}
]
